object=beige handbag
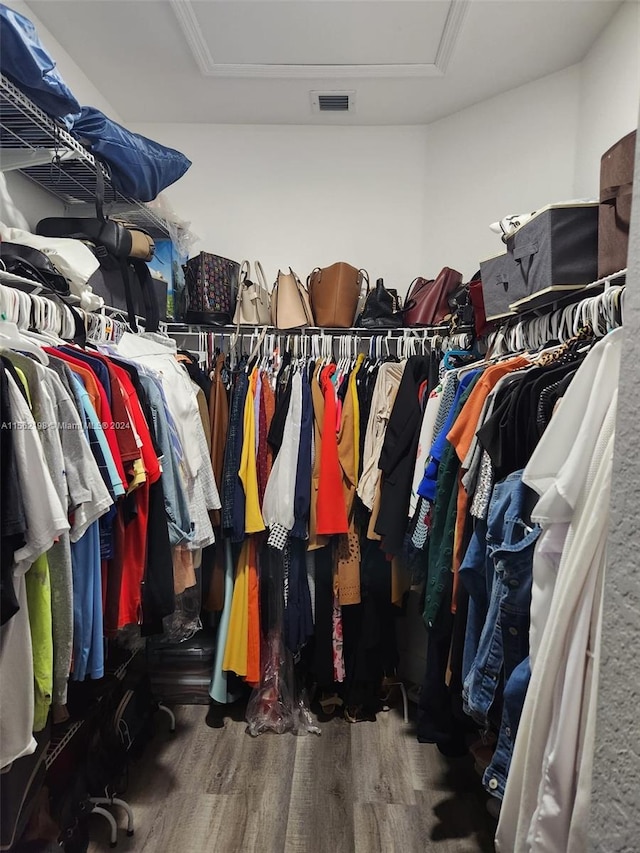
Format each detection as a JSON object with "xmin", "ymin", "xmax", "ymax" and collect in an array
[
  {"xmin": 271, "ymin": 267, "xmax": 315, "ymax": 329},
  {"xmin": 233, "ymin": 260, "xmax": 271, "ymax": 326}
]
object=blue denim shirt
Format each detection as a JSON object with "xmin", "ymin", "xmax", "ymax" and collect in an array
[
  {"xmin": 139, "ymin": 373, "xmax": 193, "ymax": 547},
  {"xmin": 461, "ymin": 470, "xmax": 540, "ymax": 728}
]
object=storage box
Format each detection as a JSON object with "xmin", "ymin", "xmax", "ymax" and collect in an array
[
  {"xmin": 599, "ymin": 130, "xmax": 636, "ymax": 278},
  {"xmin": 147, "ymin": 631, "xmax": 216, "ymax": 705},
  {"xmin": 479, "ymin": 251, "xmax": 517, "ymax": 321},
  {"xmin": 505, "ymin": 202, "xmax": 599, "ymax": 302}
]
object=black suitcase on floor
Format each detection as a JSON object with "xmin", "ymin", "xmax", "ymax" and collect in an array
[{"xmin": 147, "ymin": 630, "xmax": 217, "ymax": 705}]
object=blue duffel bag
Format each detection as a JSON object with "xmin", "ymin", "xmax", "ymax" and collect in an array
[
  {"xmin": 0, "ymin": 3, "xmax": 81, "ymax": 127},
  {"xmin": 72, "ymin": 107, "xmax": 192, "ymax": 202}
]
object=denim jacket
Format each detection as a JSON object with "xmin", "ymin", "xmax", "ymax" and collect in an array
[{"xmin": 461, "ymin": 470, "xmax": 540, "ymax": 729}]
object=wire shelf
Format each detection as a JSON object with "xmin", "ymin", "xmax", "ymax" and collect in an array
[{"xmin": 0, "ymin": 75, "xmax": 172, "ymax": 239}]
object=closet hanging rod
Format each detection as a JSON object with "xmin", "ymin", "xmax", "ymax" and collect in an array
[
  {"xmin": 502, "ymin": 267, "xmax": 627, "ymax": 323},
  {"xmin": 161, "ymin": 323, "xmax": 451, "ymax": 337}
]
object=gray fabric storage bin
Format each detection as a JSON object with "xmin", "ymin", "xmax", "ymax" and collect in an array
[
  {"xmin": 506, "ymin": 203, "xmax": 599, "ymax": 302},
  {"xmin": 479, "ymin": 251, "xmax": 518, "ymax": 320}
]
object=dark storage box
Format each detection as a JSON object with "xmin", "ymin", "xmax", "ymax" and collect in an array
[
  {"xmin": 505, "ymin": 203, "xmax": 599, "ymax": 303},
  {"xmin": 599, "ymin": 130, "xmax": 636, "ymax": 278},
  {"xmin": 479, "ymin": 252, "xmax": 517, "ymax": 321},
  {"xmin": 147, "ymin": 631, "xmax": 216, "ymax": 705}
]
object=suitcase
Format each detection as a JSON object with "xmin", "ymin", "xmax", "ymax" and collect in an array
[
  {"xmin": 90, "ymin": 266, "xmax": 168, "ymax": 323},
  {"xmin": 505, "ymin": 202, "xmax": 599, "ymax": 308},
  {"xmin": 184, "ymin": 252, "xmax": 240, "ymax": 326},
  {"xmin": 479, "ymin": 252, "xmax": 517, "ymax": 321},
  {"xmin": 599, "ymin": 130, "xmax": 637, "ymax": 277},
  {"xmin": 147, "ymin": 630, "xmax": 217, "ymax": 705}
]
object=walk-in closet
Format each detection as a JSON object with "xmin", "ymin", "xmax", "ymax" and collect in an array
[{"xmin": 0, "ymin": 1, "xmax": 639, "ymax": 851}]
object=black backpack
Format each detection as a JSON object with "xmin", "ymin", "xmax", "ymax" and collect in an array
[{"xmin": 85, "ymin": 673, "xmax": 157, "ymax": 798}]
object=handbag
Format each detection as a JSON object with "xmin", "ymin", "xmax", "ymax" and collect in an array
[
  {"xmin": 184, "ymin": 252, "xmax": 240, "ymax": 326},
  {"xmin": 469, "ymin": 275, "xmax": 492, "ymax": 337},
  {"xmin": 37, "ymin": 217, "xmax": 155, "ymax": 262},
  {"xmin": 271, "ymin": 268, "xmax": 315, "ymax": 329},
  {"xmin": 37, "ymin": 211, "xmax": 158, "ymax": 331},
  {"xmin": 403, "ymin": 267, "xmax": 463, "ymax": 326},
  {"xmin": 0, "ymin": 242, "xmax": 69, "ymax": 295},
  {"xmin": 233, "ymin": 261, "xmax": 271, "ymax": 326},
  {"xmin": 307, "ymin": 262, "xmax": 368, "ymax": 328},
  {"xmin": 356, "ymin": 278, "xmax": 403, "ymax": 329}
]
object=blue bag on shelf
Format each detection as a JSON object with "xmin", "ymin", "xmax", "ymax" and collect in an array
[
  {"xmin": 72, "ymin": 107, "xmax": 192, "ymax": 202},
  {"xmin": 0, "ymin": 4, "xmax": 81, "ymax": 127}
]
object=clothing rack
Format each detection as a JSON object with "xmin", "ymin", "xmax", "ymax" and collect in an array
[
  {"xmin": 0, "ymin": 275, "xmax": 150, "ymax": 343},
  {"xmin": 162, "ymin": 322, "xmax": 471, "ymax": 367},
  {"xmin": 487, "ymin": 270, "xmax": 626, "ymax": 356}
]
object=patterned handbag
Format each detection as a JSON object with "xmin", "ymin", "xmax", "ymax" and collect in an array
[{"xmin": 184, "ymin": 251, "xmax": 240, "ymax": 325}]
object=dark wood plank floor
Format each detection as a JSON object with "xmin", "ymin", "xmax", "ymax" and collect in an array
[{"xmin": 87, "ymin": 705, "xmax": 496, "ymax": 853}]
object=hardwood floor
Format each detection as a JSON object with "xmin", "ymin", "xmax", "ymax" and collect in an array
[{"xmin": 87, "ymin": 705, "xmax": 496, "ymax": 853}]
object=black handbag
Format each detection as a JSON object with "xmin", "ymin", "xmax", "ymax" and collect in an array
[
  {"xmin": 0, "ymin": 242, "xmax": 70, "ymax": 295},
  {"xmin": 356, "ymin": 277, "xmax": 403, "ymax": 329}
]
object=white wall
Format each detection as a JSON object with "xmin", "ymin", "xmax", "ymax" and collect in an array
[
  {"xmin": 574, "ymin": 0, "xmax": 640, "ymax": 197},
  {"xmin": 0, "ymin": 171, "xmax": 64, "ymax": 229},
  {"xmin": 132, "ymin": 124, "xmax": 429, "ymax": 291},
  {"xmin": 421, "ymin": 66, "xmax": 582, "ymax": 280}
]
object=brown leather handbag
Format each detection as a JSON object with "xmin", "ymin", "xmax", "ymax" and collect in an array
[
  {"xmin": 308, "ymin": 262, "xmax": 369, "ymax": 328},
  {"xmin": 403, "ymin": 266, "xmax": 463, "ymax": 326}
]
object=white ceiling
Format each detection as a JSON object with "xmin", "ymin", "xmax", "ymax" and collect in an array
[{"xmin": 26, "ymin": 0, "xmax": 622, "ymax": 125}]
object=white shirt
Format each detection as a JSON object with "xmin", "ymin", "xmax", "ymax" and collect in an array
[
  {"xmin": 111, "ymin": 334, "xmax": 221, "ymax": 549},
  {"xmin": 497, "ymin": 330, "xmax": 622, "ymax": 853},
  {"xmin": 409, "ymin": 385, "xmax": 442, "ymax": 516},
  {"xmin": 0, "ymin": 372, "xmax": 69, "ymax": 770},
  {"xmin": 262, "ymin": 371, "xmax": 302, "ymax": 531}
]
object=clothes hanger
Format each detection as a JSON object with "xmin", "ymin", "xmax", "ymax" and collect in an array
[{"xmin": 0, "ymin": 317, "xmax": 49, "ymax": 364}]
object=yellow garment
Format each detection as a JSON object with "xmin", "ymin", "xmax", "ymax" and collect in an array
[
  {"xmin": 239, "ymin": 369, "xmax": 265, "ymax": 534},
  {"xmin": 127, "ymin": 457, "xmax": 147, "ymax": 494},
  {"xmin": 26, "ymin": 553, "xmax": 53, "ymax": 731},
  {"xmin": 349, "ymin": 354, "xmax": 364, "ymax": 486},
  {"xmin": 222, "ymin": 541, "xmax": 250, "ymax": 677},
  {"xmin": 15, "ymin": 367, "xmax": 53, "ymax": 732},
  {"xmin": 336, "ymin": 361, "xmax": 363, "ymax": 605}
]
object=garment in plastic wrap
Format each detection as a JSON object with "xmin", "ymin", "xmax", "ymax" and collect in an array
[
  {"xmin": 246, "ymin": 546, "xmax": 320, "ymax": 737},
  {"xmin": 246, "ymin": 630, "xmax": 320, "ymax": 737}
]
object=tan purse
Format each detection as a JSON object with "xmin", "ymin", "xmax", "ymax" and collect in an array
[
  {"xmin": 308, "ymin": 262, "xmax": 368, "ymax": 328},
  {"xmin": 271, "ymin": 267, "xmax": 315, "ymax": 329},
  {"xmin": 233, "ymin": 260, "xmax": 271, "ymax": 325}
]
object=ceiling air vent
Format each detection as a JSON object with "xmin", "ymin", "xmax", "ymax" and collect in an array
[{"xmin": 311, "ymin": 91, "xmax": 356, "ymax": 114}]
